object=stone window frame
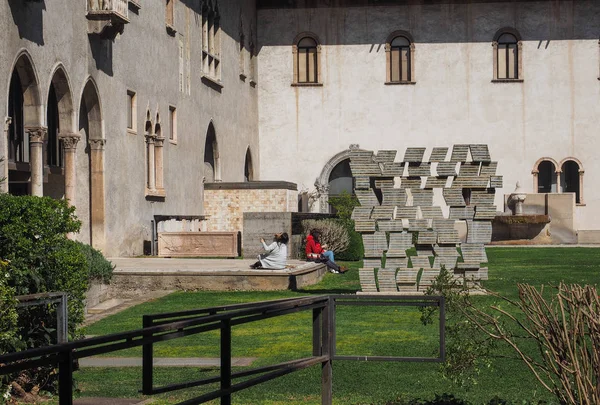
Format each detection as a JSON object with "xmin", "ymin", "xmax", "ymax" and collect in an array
[
  {"xmin": 201, "ymin": 1, "xmax": 222, "ymax": 88},
  {"xmin": 315, "ymin": 144, "xmax": 362, "ymax": 213},
  {"xmin": 532, "ymin": 157, "xmax": 559, "ymax": 194},
  {"xmin": 492, "ymin": 27, "xmax": 523, "ymax": 83},
  {"xmin": 168, "ymin": 105, "xmax": 177, "ymax": 144},
  {"xmin": 165, "ymin": 0, "xmax": 176, "ymax": 36},
  {"xmin": 126, "ymin": 89, "xmax": 137, "ymax": 135},
  {"xmin": 292, "ymin": 32, "xmax": 323, "ymax": 87},
  {"xmin": 385, "ymin": 30, "xmax": 416, "ymax": 85},
  {"xmin": 559, "ymin": 157, "xmax": 585, "ymax": 206}
]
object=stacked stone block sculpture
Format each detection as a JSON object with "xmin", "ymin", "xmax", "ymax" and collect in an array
[{"xmin": 351, "ymin": 145, "xmax": 501, "ymax": 293}]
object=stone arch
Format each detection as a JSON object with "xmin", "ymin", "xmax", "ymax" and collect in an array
[
  {"xmin": 48, "ymin": 65, "xmax": 75, "ymax": 133},
  {"xmin": 4, "ymin": 51, "xmax": 44, "ymax": 195},
  {"xmin": 79, "ymin": 78, "xmax": 105, "ymax": 251},
  {"xmin": 244, "ymin": 147, "xmax": 254, "ymax": 182},
  {"xmin": 315, "ymin": 145, "xmax": 363, "ymax": 213},
  {"xmin": 559, "ymin": 157, "xmax": 584, "ymax": 204},
  {"xmin": 532, "ymin": 157, "xmax": 558, "ymax": 193},
  {"xmin": 204, "ymin": 120, "xmax": 220, "ymax": 182}
]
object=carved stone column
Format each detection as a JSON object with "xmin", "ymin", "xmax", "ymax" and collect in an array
[
  {"xmin": 315, "ymin": 182, "xmax": 330, "ymax": 213},
  {"xmin": 154, "ymin": 135, "xmax": 165, "ymax": 194},
  {"xmin": 26, "ymin": 126, "xmax": 47, "ymax": 197},
  {"xmin": 89, "ymin": 138, "xmax": 106, "ymax": 252},
  {"xmin": 59, "ymin": 133, "xmax": 81, "ymax": 206},
  {"xmin": 145, "ymin": 133, "xmax": 156, "ymax": 192},
  {"xmin": 1, "ymin": 117, "xmax": 11, "ymax": 193}
]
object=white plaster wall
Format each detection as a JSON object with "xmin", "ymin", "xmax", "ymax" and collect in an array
[{"xmin": 257, "ymin": 2, "xmax": 600, "ymax": 231}]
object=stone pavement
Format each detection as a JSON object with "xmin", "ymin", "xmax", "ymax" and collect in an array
[{"xmin": 79, "ymin": 357, "xmax": 256, "ymax": 367}]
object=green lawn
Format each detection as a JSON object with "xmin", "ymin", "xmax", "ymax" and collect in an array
[{"xmin": 76, "ymin": 248, "xmax": 600, "ymax": 405}]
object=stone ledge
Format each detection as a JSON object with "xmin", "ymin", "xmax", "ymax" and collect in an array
[{"xmin": 204, "ymin": 181, "xmax": 297, "ymax": 191}]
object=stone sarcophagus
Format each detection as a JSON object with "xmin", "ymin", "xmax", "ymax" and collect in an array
[
  {"xmin": 351, "ymin": 145, "xmax": 501, "ymax": 293},
  {"xmin": 157, "ymin": 232, "xmax": 239, "ymax": 258}
]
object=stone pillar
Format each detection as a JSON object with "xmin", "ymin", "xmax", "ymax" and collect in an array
[
  {"xmin": 1, "ymin": 117, "xmax": 11, "ymax": 193},
  {"xmin": 58, "ymin": 133, "xmax": 81, "ymax": 206},
  {"xmin": 89, "ymin": 138, "xmax": 106, "ymax": 252},
  {"xmin": 145, "ymin": 133, "xmax": 156, "ymax": 191},
  {"xmin": 154, "ymin": 135, "xmax": 165, "ymax": 193},
  {"xmin": 531, "ymin": 170, "xmax": 538, "ymax": 193},
  {"xmin": 578, "ymin": 170, "xmax": 585, "ymax": 204},
  {"xmin": 26, "ymin": 126, "xmax": 47, "ymax": 197},
  {"xmin": 556, "ymin": 170, "xmax": 562, "ymax": 193}
]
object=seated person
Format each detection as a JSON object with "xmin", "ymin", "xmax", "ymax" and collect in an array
[
  {"xmin": 305, "ymin": 230, "xmax": 346, "ymax": 274},
  {"xmin": 250, "ymin": 232, "xmax": 289, "ymax": 270}
]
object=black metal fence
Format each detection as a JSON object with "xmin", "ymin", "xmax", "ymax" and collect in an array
[{"xmin": 0, "ymin": 294, "xmax": 444, "ymax": 405}]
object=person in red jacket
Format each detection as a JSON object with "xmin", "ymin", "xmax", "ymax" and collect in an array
[{"xmin": 305, "ymin": 230, "xmax": 346, "ymax": 273}]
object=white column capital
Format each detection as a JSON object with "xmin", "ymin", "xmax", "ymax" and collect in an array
[
  {"xmin": 59, "ymin": 133, "xmax": 81, "ymax": 150},
  {"xmin": 25, "ymin": 126, "xmax": 47, "ymax": 144}
]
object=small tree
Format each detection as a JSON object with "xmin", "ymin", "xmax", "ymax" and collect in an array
[{"xmin": 328, "ymin": 192, "xmax": 364, "ymax": 261}]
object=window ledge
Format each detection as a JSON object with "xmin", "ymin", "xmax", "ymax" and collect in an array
[
  {"xmin": 291, "ymin": 82, "xmax": 323, "ymax": 87},
  {"xmin": 166, "ymin": 24, "xmax": 177, "ymax": 36},
  {"xmin": 127, "ymin": 128, "xmax": 137, "ymax": 136},
  {"xmin": 201, "ymin": 74, "xmax": 224, "ymax": 90},
  {"xmin": 385, "ymin": 81, "xmax": 416, "ymax": 85},
  {"xmin": 491, "ymin": 79, "xmax": 524, "ymax": 83},
  {"xmin": 146, "ymin": 189, "xmax": 166, "ymax": 200},
  {"xmin": 576, "ymin": 203, "xmax": 586, "ymax": 207}
]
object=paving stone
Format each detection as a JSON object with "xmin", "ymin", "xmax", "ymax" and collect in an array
[
  {"xmin": 352, "ymin": 207, "xmax": 373, "ymax": 220},
  {"xmin": 417, "ymin": 230, "xmax": 437, "ymax": 245},
  {"xmin": 371, "ymin": 206, "xmax": 395, "ymax": 220},
  {"xmin": 408, "ymin": 219, "xmax": 430, "ymax": 231},
  {"xmin": 466, "ymin": 220, "xmax": 492, "ymax": 244},
  {"xmin": 350, "ymin": 150, "xmax": 374, "ymax": 162},
  {"xmin": 420, "ymin": 206, "xmax": 444, "ymax": 219},
  {"xmin": 399, "ymin": 178, "xmax": 423, "ymax": 189},
  {"xmin": 407, "ymin": 162, "xmax": 431, "ymax": 177},
  {"xmin": 396, "ymin": 268, "xmax": 418, "ymax": 284},
  {"xmin": 411, "ymin": 189, "xmax": 433, "ymax": 206},
  {"xmin": 377, "ymin": 220, "xmax": 404, "ymax": 232},
  {"xmin": 359, "ymin": 268, "xmax": 378, "ymax": 292},
  {"xmin": 355, "ymin": 220, "xmax": 376, "ymax": 233},
  {"xmin": 474, "ymin": 205, "xmax": 496, "ymax": 220},
  {"xmin": 382, "ymin": 188, "xmax": 407, "ymax": 206},
  {"xmin": 362, "ymin": 232, "xmax": 388, "ymax": 255},
  {"xmin": 363, "ymin": 258, "xmax": 382, "ymax": 268},
  {"xmin": 429, "ymin": 147, "xmax": 449, "ymax": 162},
  {"xmin": 377, "ymin": 268, "xmax": 398, "ymax": 292},
  {"xmin": 490, "ymin": 175, "xmax": 503, "ymax": 188},
  {"xmin": 374, "ymin": 179, "xmax": 395, "ymax": 189},
  {"xmin": 469, "ymin": 144, "xmax": 491, "ymax": 162},
  {"xmin": 480, "ymin": 162, "xmax": 498, "ymax": 176},
  {"xmin": 382, "ymin": 161, "xmax": 405, "ymax": 176},
  {"xmin": 471, "ymin": 190, "xmax": 495, "ymax": 206},
  {"xmin": 396, "ymin": 207, "xmax": 418, "ymax": 219},
  {"xmin": 410, "ymin": 256, "xmax": 431, "ymax": 269},
  {"xmin": 385, "ymin": 257, "xmax": 408, "ymax": 268},
  {"xmin": 433, "ymin": 255, "xmax": 458, "ymax": 270},
  {"xmin": 355, "ymin": 176, "xmax": 371, "ymax": 190},
  {"xmin": 373, "ymin": 150, "xmax": 397, "ymax": 163},
  {"xmin": 452, "ymin": 176, "xmax": 489, "ymax": 188},
  {"xmin": 450, "ymin": 144, "xmax": 470, "ymax": 162},
  {"xmin": 355, "ymin": 189, "xmax": 380, "ymax": 207},
  {"xmin": 449, "ymin": 206, "xmax": 475, "ymax": 220},
  {"xmin": 458, "ymin": 163, "xmax": 481, "ymax": 177},
  {"xmin": 416, "ymin": 248, "xmax": 434, "ymax": 257},
  {"xmin": 350, "ymin": 162, "xmax": 382, "ymax": 177},
  {"xmin": 403, "ymin": 147, "xmax": 426, "ymax": 162},
  {"xmin": 424, "ymin": 177, "xmax": 448, "ymax": 189},
  {"xmin": 443, "ymin": 188, "xmax": 466, "ymax": 206},
  {"xmin": 436, "ymin": 161, "xmax": 458, "ymax": 177},
  {"xmin": 460, "ymin": 243, "xmax": 488, "ymax": 264},
  {"xmin": 387, "ymin": 232, "xmax": 412, "ymax": 257}
]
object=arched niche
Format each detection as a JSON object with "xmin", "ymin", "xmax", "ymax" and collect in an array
[
  {"xmin": 532, "ymin": 157, "xmax": 558, "ymax": 193},
  {"xmin": 79, "ymin": 78, "xmax": 105, "ymax": 252},
  {"xmin": 204, "ymin": 121, "xmax": 220, "ymax": 182},
  {"xmin": 244, "ymin": 147, "xmax": 254, "ymax": 182},
  {"xmin": 315, "ymin": 145, "xmax": 363, "ymax": 213},
  {"xmin": 559, "ymin": 158, "xmax": 584, "ymax": 205}
]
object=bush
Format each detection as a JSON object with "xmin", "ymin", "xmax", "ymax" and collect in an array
[
  {"xmin": 0, "ymin": 194, "xmax": 88, "ymax": 398},
  {"xmin": 77, "ymin": 241, "xmax": 114, "ymax": 284},
  {"xmin": 301, "ymin": 219, "xmax": 350, "ymax": 256},
  {"xmin": 328, "ymin": 192, "xmax": 364, "ymax": 261},
  {"xmin": 0, "ymin": 260, "xmax": 18, "ymax": 355}
]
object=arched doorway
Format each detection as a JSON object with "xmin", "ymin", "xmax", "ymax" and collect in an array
[
  {"xmin": 204, "ymin": 122, "xmax": 220, "ymax": 182},
  {"xmin": 5, "ymin": 53, "xmax": 42, "ymax": 195},
  {"xmin": 327, "ymin": 158, "xmax": 354, "ymax": 213},
  {"xmin": 244, "ymin": 148, "xmax": 253, "ymax": 182},
  {"xmin": 315, "ymin": 145, "xmax": 362, "ymax": 213},
  {"xmin": 79, "ymin": 79, "xmax": 105, "ymax": 251},
  {"xmin": 561, "ymin": 159, "xmax": 582, "ymax": 204}
]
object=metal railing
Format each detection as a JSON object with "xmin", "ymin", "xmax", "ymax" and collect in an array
[
  {"xmin": 86, "ymin": 0, "xmax": 128, "ymax": 20},
  {"xmin": 0, "ymin": 294, "xmax": 444, "ymax": 405},
  {"xmin": 16, "ymin": 292, "xmax": 68, "ymax": 344}
]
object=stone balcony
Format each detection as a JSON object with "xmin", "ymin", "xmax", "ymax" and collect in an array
[{"xmin": 86, "ymin": 0, "xmax": 129, "ymax": 38}]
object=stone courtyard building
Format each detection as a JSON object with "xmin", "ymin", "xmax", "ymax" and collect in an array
[{"xmin": 2, "ymin": 0, "xmax": 600, "ymax": 256}]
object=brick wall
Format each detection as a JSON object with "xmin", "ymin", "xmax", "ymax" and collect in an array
[{"xmin": 204, "ymin": 182, "xmax": 298, "ymax": 233}]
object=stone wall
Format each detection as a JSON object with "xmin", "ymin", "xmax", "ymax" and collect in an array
[{"xmin": 203, "ymin": 181, "xmax": 298, "ymax": 237}]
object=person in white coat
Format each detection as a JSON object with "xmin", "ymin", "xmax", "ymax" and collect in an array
[{"xmin": 249, "ymin": 232, "xmax": 289, "ymax": 269}]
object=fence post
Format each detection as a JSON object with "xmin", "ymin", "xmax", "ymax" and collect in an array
[
  {"xmin": 439, "ymin": 296, "xmax": 446, "ymax": 362},
  {"xmin": 56, "ymin": 293, "xmax": 68, "ymax": 344},
  {"xmin": 58, "ymin": 349, "xmax": 73, "ymax": 405},
  {"xmin": 221, "ymin": 319, "xmax": 232, "ymax": 405},
  {"xmin": 142, "ymin": 315, "xmax": 153, "ymax": 395},
  {"xmin": 312, "ymin": 307, "xmax": 322, "ymax": 356},
  {"xmin": 321, "ymin": 297, "xmax": 333, "ymax": 405}
]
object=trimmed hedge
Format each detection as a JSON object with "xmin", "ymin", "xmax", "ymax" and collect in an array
[{"xmin": 77, "ymin": 241, "xmax": 114, "ymax": 284}]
